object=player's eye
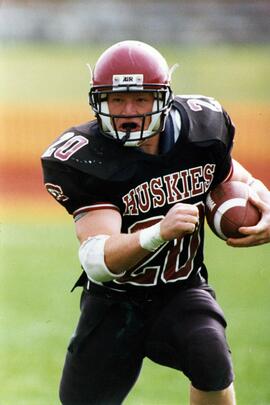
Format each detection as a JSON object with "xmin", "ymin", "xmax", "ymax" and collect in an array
[
  {"xmin": 137, "ymin": 97, "xmax": 147, "ymax": 103},
  {"xmin": 109, "ymin": 96, "xmax": 124, "ymax": 104},
  {"xmin": 136, "ymin": 95, "xmax": 154, "ymax": 105}
]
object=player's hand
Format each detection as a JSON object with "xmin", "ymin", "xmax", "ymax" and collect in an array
[
  {"xmin": 160, "ymin": 203, "xmax": 199, "ymax": 241},
  {"xmin": 227, "ymin": 193, "xmax": 270, "ymax": 247}
]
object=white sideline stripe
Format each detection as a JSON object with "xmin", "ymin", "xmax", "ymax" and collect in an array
[{"xmin": 214, "ymin": 198, "xmax": 246, "ymax": 240}]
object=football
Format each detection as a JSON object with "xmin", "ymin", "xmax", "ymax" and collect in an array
[{"xmin": 205, "ymin": 181, "xmax": 261, "ymax": 240}]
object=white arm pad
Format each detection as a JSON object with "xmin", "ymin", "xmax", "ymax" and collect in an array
[
  {"xmin": 139, "ymin": 222, "xmax": 166, "ymax": 252},
  {"xmin": 79, "ymin": 235, "xmax": 125, "ymax": 283}
]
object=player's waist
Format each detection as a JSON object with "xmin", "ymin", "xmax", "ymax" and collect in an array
[{"xmin": 85, "ymin": 273, "xmax": 207, "ymax": 303}]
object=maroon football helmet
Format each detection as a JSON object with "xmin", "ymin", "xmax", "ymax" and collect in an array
[{"xmin": 89, "ymin": 40, "xmax": 174, "ymax": 146}]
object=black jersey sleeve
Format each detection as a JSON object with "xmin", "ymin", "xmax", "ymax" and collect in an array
[
  {"xmin": 210, "ymin": 109, "xmax": 235, "ymax": 186},
  {"xmin": 42, "ymin": 159, "xmax": 109, "ymax": 215},
  {"xmin": 42, "ymin": 160, "xmax": 101, "ymax": 214},
  {"xmin": 175, "ymin": 95, "xmax": 235, "ymax": 187},
  {"xmin": 41, "ymin": 122, "xmax": 128, "ymax": 216}
]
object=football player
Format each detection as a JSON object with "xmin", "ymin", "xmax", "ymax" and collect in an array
[{"xmin": 41, "ymin": 40, "xmax": 270, "ymax": 405}]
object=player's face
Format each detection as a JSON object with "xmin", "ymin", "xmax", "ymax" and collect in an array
[{"xmin": 107, "ymin": 92, "xmax": 154, "ymax": 132}]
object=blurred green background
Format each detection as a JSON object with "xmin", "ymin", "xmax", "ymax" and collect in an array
[
  {"xmin": 1, "ymin": 1, "xmax": 270, "ymax": 404},
  {"xmin": 1, "ymin": 43, "xmax": 270, "ymax": 104}
]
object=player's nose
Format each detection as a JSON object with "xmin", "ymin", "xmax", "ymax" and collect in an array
[{"xmin": 122, "ymin": 100, "xmax": 137, "ymax": 115}]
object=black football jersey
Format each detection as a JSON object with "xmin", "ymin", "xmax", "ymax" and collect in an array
[{"xmin": 41, "ymin": 95, "xmax": 234, "ymax": 291}]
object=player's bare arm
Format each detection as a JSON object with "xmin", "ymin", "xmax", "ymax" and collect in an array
[
  {"xmin": 227, "ymin": 159, "xmax": 270, "ymax": 247},
  {"xmin": 76, "ymin": 203, "xmax": 199, "ymax": 275},
  {"xmin": 75, "ymin": 208, "xmax": 149, "ymax": 275}
]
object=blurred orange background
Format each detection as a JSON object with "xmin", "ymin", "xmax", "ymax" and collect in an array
[{"xmin": 0, "ymin": 102, "xmax": 269, "ymax": 222}]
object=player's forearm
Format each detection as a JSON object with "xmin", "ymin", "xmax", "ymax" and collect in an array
[
  {"xmin": 231, "ymin": 159, "xmax": 270, "ymax": 204},
  {"xmin": 78, "ymin": 231, "xmax": 152, "ymax": 283},
  {"xmin": 104, "ymin": 232, "xmax": 150, "ymax": 274},
  {"xmin": 79, "ymin": 225, "xmax": 166, "ymax": 283},
  {"xmin": 249, "ymin": 178, "xmax": 270, "ymax": 205},
  {"xmin": 231, "ymin": 159, "xmax": 253, "ymax": 183},
  {"xmin": 76, "ymin": 209, "xmax": 166, "ymax": 281},
  {"xmin": 78, "ymin": 203, "xmax": 198, "ymax": 281},
  {"xmin": 104, "ymin": 204, "xmax": 199, "ymax": 274}
]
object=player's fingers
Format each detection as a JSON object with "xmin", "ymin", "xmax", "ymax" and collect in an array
[
  {"xmin": 172, "ymin": 214, "xmax": 200, "ymax": 231},
  {"xmin": 226, "ymin": 235, "xmax": 262, "ymax": 247},
  {"xmin": 227, "ymin": 224, "xmax": 270, "ymax": 246},
  {"xmin": 173, "ymin": 217, "xmax": 199, "ymax": 235},
  {"xmin": 238, "ymin": 224, "xmax": 263, "ymax": 235},
  {"xmin": 248, "ymin": 193, "xmax": 268, "ymax": 212},
  {"xmin": 182, "ymin": 222, "xmax": 198, "ymax": 235},
  {"xmin": 173, "ymin": 203, "xmax": 199, "ymax": 217},
  {"xmin": 227, "ymin": 238, "xmax": 268, "ymax": 247},
  {"xmin": 182, "ymin": 214, "xmax": 200, "ymax": 225}
]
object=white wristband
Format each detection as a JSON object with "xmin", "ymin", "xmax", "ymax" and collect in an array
[{"xmin": 139, "ymin": 222, "xmax": 166, "ymax": 252}]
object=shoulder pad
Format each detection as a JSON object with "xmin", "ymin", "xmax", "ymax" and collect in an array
[
  {"xmin": 173, "ymin": 95, "xmax": 234, "ymax": 146},
  {"xmin": 41, "ymin": 120, "xmax": 138, "ymax": 181}
]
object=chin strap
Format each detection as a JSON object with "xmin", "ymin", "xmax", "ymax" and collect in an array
[{"xmin": 120, "ymin": 128, "xmax": 132, "ymax": 144}]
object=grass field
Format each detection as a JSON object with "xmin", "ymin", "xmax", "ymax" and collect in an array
[
  {"xmin": 1, "ymin": 223, "xmax": 270, "ymax": 404},
  {"xmin": 1, "ymin": 43, "xmax": 270, "ymax": 404}
]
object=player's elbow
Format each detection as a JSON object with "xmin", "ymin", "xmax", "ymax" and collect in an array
[{"xmin": 79, "ymin": 235, "xmax": 125, "ymax": 283}]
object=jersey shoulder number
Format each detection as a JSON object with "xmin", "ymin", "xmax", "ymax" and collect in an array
[
  {"xmin": 179, "ymin": 94, "xmax": 223, "ymax": 113},
  {"xmin": 42, "ymin": 131, "xmax": 89, "ymax": 162},
  {"xmin": 174, "ymin": 94, "xmax": 233, "ymax": 147}
]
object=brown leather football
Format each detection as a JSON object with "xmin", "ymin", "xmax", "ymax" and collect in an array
[{"xmin": 205, "ymin": 181, "xmax": 261, "ymax": 240}]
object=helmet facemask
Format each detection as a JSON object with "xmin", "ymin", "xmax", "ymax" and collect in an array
[{"xmin": 89, "ymin": 84, "xmax": 173, "ymax": 146}]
